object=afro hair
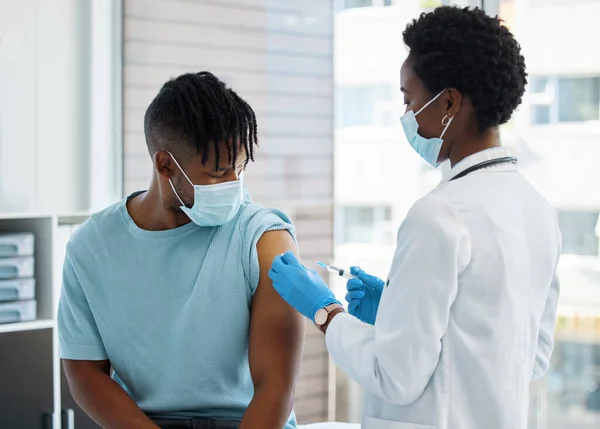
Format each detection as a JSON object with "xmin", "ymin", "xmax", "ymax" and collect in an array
[{"xmin": 403, "ymin": 6, "xmax": 527, "ymax": 131}]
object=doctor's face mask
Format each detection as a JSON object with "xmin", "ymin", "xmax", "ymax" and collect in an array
[{"xmin": 400, "ymin": 89, "xmax": 454, "ymax": 168}]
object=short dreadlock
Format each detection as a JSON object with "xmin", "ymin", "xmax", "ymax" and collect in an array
[{"xmin": 144, "ymin": 71, "xmax": 258, "ymax": 169}]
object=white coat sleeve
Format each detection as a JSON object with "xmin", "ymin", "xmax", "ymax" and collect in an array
[
  {"xmin": 326, "ymin": 195, "xmax": 471, "ymax": 405},
  {"xmin": 532, "ymin": 227, "xmax": 562, "ymax": 380}
]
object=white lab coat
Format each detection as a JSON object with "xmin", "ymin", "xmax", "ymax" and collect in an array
[{"xmin": 326, "ymin": 148, "xmax": 561, "ymax": 429}]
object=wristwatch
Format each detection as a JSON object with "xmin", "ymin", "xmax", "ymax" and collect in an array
[{"xmin": 314, "ymin": 303, "xmax": 344, "ymax": 333}]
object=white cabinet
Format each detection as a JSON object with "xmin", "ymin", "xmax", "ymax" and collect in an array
[{"xmin": 0, "ymin": 213, "xmax": 88, "ymax": 429}]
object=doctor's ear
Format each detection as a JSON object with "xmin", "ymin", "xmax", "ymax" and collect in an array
[{"xmin": 445, "ymin": 88, "xmax": 462, "ymax": 117}]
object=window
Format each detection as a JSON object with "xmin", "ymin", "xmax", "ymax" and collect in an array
[
  {"xmin": 558, "ymin": 211, "xmax": 600, "ymax": 256},
  {"xmin": 344, "ymin": 0, "xmax": 372, "ymax": 9},
  {"xmin": 548, "ymin": 341, "xmax": 600, "ymax": 416},
  {"xmin": 558, "ymin": 78, "xmax": 600, "ymax": 122},
  {"xmin": 529, "ymin": 76, "xmax": 600, "ymax": 125},
  {"xmin": 531, "ymin": 76, "xmax": 549, "ymax": 94},
  {"xmin": 339, "ymin": 205, "xmax": 393, "ymax": 244},
  {"xmin": 335, "ymin": 85, "xmax": 393, "ymax": 128},
  {"xmin": 334, "ymin": 0, "xmax": 600, "ymax": 426}
]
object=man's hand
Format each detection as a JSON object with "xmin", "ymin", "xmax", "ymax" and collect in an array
[
  {"xmin": 63, "ymin": 359, "xmax": 159, "ymax": 429},
  {"xmin": 345, "ymin": 266, "xmax": 385, "ymax": 325},
  {"xmin": 269, "ymin": 251, "xmax": 340, "ymax": 321},
  {"xmin": 239, "ymin": 231, "xmax": 305, "ymax": 429}
]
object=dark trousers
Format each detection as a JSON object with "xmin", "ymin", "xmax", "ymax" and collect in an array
[{"xmin": 151, "ymin": 418, "xmax": 240, "ymax": 429}]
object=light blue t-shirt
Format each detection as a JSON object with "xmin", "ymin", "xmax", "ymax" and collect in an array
[{"xmin": 58, "ymin": 191, "xmax": 297, "ymax": 427}]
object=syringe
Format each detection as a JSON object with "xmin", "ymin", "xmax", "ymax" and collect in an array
[{"xmin": 317, "ymin": 261, "xmax": 355, "ymax": 280}]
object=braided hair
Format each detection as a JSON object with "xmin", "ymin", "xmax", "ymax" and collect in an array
[{"xmin": 144, "ymin": 71, "xmax": 258, "ymax": 169}]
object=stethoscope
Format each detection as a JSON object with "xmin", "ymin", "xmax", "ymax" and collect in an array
[{"xmin": 448, "ymin": 156, "xmax": 518, "ymax": 182}]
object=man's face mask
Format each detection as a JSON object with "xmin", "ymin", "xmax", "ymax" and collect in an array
[
  {"xmin": 400, "ymin": 89, "xmax": 454, "ymax": 167},
  {"xmin": 167, "ymin": 152, "xmax": 244, "ymax": 227}
]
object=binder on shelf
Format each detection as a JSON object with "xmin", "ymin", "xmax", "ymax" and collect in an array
[
  {"xmin": 0, "ymin": 300, "xmax": 37, "ymax": 324},
  {"xmin": 0, "ymin": 278, "xmax": 35, "ymax": 302},
  {"xmin": 0, "ymin": 256, "xmax": 35, "ymax": 280},
  {"xmin": 0, "ymin": 233, "xmax": 34, "ymax": 258}
]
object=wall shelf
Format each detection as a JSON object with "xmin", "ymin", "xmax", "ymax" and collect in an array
[
  {"xmin": 0, "ymin": 213, "xmax": 87, "ymax": 429},
  {"xmin": 0, "ymin": 319, "xmax": 55, "ymax": 334}
]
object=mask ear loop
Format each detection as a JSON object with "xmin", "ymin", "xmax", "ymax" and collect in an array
[
  {"xmin": 440, "ymin": 114, "xmax": 454, "ymax": 139},
  {"xmin": 415, "ymin": 89, "xmax": 447, "ymax": 116},
  {"xmin": 166, "ymin": 151, "xmax": 192, "ymax": 207},
  {"xmin": 168, "ymin": 179, "xmax": 186, "ymax": 207},
  {"xmin": 166, "ymin": 151, "xmax": 194, "ymax": 187}
]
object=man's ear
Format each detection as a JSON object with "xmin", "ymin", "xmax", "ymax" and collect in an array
[
  {"xmin": 154, "ymin": 151, "xmax": 175, "ymax": 180},
  {"xmin": 446, "ymin": 88, "xmax": 462, "ymax": 117}
]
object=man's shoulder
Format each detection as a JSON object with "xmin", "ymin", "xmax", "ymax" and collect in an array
[
  {"xmin": 236, "ymin": 201, "xmax": 295, "ymax": 236},
  {"xmin": 67, "ymin": 199, "xmax": 125, "ymax": 254}
]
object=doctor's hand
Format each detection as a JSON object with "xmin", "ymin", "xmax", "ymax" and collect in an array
[
  {"xmin": 345, "ymin": 267, "xmax": 385, "ymax": 325},
  {"xmin": 269, "ymin": 252, "xmax": 340, "ymax": 321}
]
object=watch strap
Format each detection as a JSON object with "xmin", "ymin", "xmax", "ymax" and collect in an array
[{"xmin": 315, "ymin": 303, "xmax": 344, "ymax": 332}]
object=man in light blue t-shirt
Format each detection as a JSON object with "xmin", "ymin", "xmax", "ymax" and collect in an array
[{"xmin": 58, "ymin": 71, "xmax": 305, "ymax": 429}]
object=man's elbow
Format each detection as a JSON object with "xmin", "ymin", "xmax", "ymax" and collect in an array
[
  {"xmin": 63, "ymin": 359, "xmax": 110, "ymax": 403},
  {"xmin": 254, "ymin": 381, "xmax": 295, "ymax": 414}
]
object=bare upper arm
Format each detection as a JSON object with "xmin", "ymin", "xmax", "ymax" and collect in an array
[
  {"xmin": 248, "ymin": 230, "xmax": 305, "ymax": 391},
  {"xmin": 63, "ymin": 359, "xmax": 111, "ymax": 380}
]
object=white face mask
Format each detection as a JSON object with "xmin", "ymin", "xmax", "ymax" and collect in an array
[{"xmin": 167, "ymin": 152, "xmax": 244, "ymax": 227}]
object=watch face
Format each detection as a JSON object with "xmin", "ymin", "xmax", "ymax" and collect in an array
[{"xmin": 315, "ymin": 308, "xmax": 328, "ymax": 325}]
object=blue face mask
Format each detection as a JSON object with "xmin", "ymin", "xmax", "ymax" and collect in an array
[
  {"xmin": 400, "ymin": 89, "xmax": 454, "ymax": 167},
  {"xmin": 167, "ymin": 153, "xmax": 244, "ymax": 227}
]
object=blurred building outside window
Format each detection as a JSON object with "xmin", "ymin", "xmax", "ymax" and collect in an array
[{"xmin": 333, "ymin": 0, "xmax": 600, "ymax": 426}]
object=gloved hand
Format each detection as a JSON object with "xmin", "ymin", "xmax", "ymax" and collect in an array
[
  {"xmin": 269, "ymin": 252, "xmax": 340, "ymax": 321},
  {"xmin": 345, "ymin": 266, "xmax": 385, "ymax": 325}
]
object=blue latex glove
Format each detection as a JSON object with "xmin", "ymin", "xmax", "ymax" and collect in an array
[
  {"xmin": 345, "ymin": 266, "xmax": 385, "ymax": 325},
  {"xmin": 269, "ymin": 252, "xmax": 340, "ymax": 321}
]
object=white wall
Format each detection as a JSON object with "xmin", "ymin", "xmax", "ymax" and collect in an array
[
  {"xmin": 0, "ymin": 1, "xmax": 37, "ymax": 212},
  {"xmin": 0, "ymin": 0, "xmax": 101, "ymax": 214}
]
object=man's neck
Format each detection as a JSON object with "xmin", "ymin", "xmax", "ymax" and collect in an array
[
  {"xmin": 127, "ymin": 180, "xmax": 192, "ymax": 231},
  {"xmin": 448, "ymin": 127, "xmax": 501, "ymax": 168}
]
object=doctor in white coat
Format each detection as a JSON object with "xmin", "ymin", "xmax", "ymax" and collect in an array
[{"xmin": 269, "ymin": 6, "xmax": 561, "ymax": 429}]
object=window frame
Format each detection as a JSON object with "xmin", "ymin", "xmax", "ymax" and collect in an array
[
  {"xmin": 89, "ymin": 0, "xmax": 124, "ymax": 210},
  {"xmin": 557, "ymin": 210, "xmax": 600, "ymax": 257},
  {"xmin": 528, "ymin": 76, "xmax": 600, "ymax": 126}
]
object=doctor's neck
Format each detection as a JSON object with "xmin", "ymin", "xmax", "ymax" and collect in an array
[{"xmin": 447, "ymin": 126, "xmax": 501, "ymax": 168}]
